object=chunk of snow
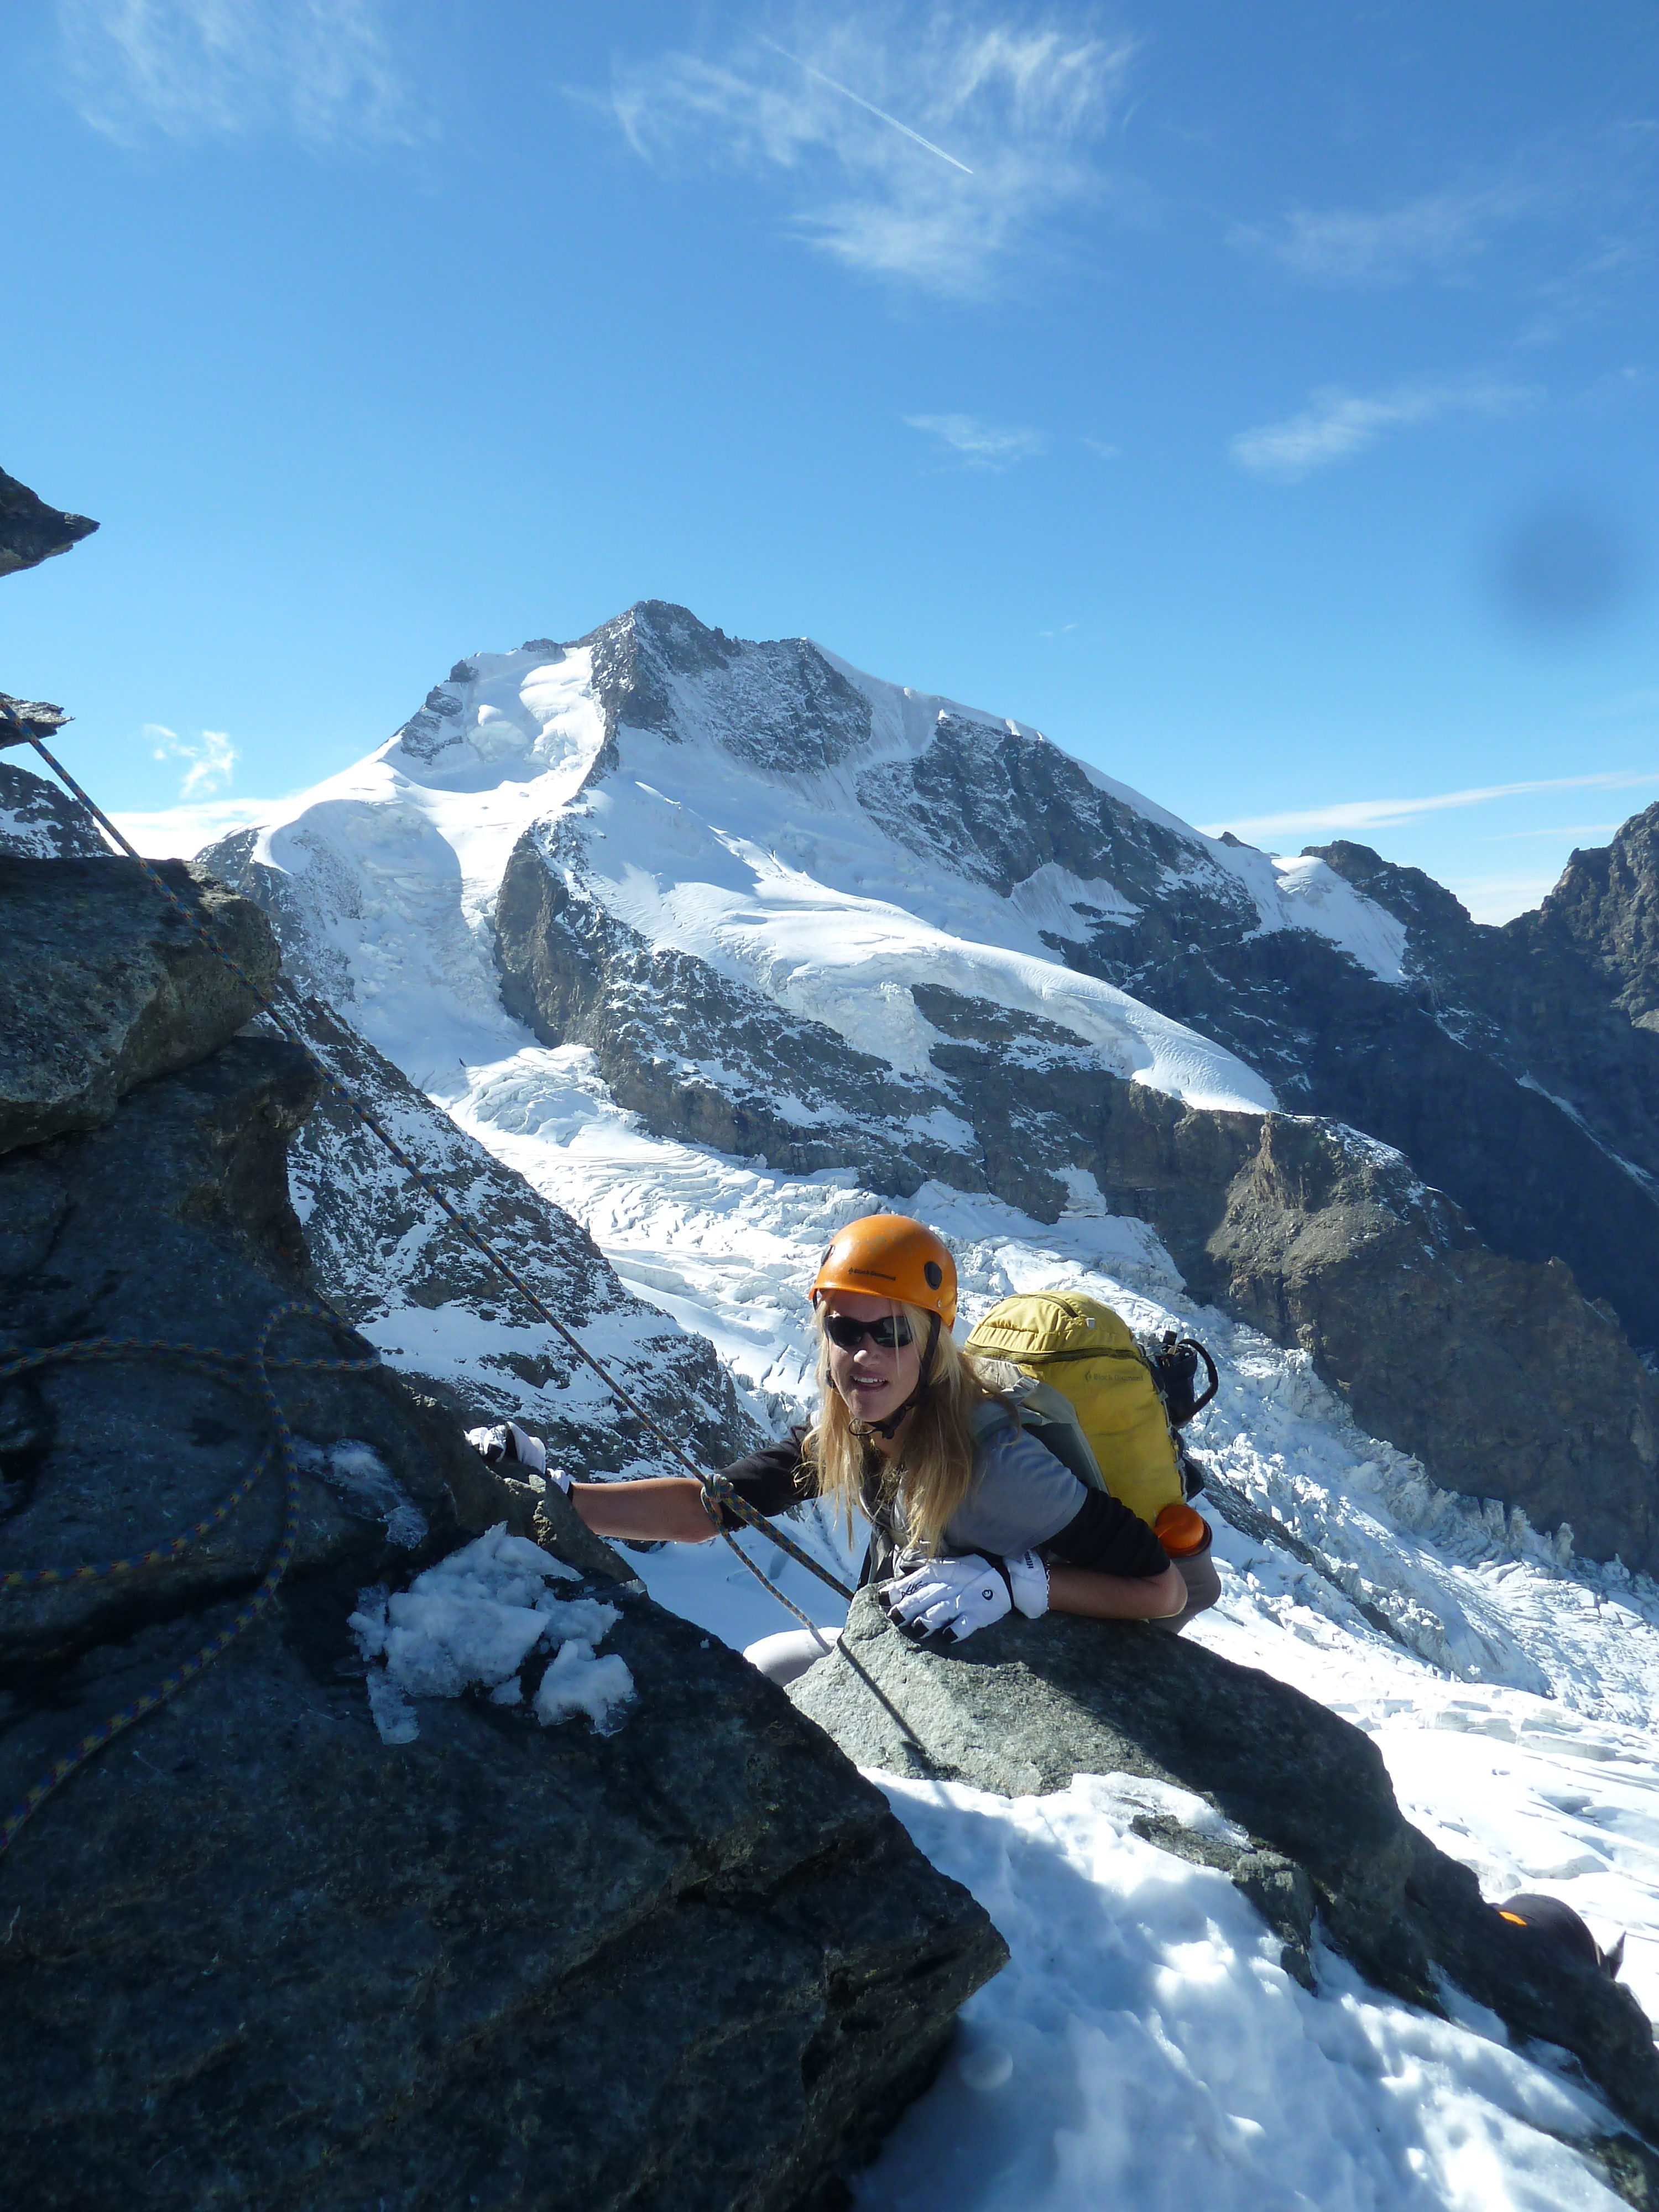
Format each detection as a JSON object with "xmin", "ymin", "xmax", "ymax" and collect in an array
[
  {"xmin": 348, "ymin": 1525, "xmax": 629, "ymax": 1741},
  {"xmin": 533, "ymin": 1639, "xmax": 637, "ymax": 1734},
  {"xmin": 363, "ymin": 1669, "xmax": 419, "ymax": 1747},
  {"xmin": 299, "ymin": 1437, "xmax": 429, "ymax": 1549}
]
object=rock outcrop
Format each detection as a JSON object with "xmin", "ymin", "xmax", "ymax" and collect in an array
[
  {"xmin": 0, "ymin": 467, "xmax": 97, "ymax": 578},
  {"xmin": 1532, "ymin": 803, "xmax": 1659, "ymax": 1032},
  {"xmin": 1290, "ymin": 837, "xmax": 1659, "ymax": 1347},
  {"xmin": 1203, "ymin": 1116, "xmax": 1659, "ymax": 1569},
  {"xmin": 0, "ymin": 855, "xmax": 277, "ymax": 1157},
  {"xmin": 493, "ymin": 836, "xmax": 983, "ymax": 1199},
  {"xmin": 791, "ymin": 1597, "xmax": 1659, "ymax": 2148},
  {"xmin": 0, "ymin": 857, "xmax": 1005, "ymax": 2208},
  {"xmin": 0, "ymin": 754, "xmax": 109, "ymax": 860},
  {"xmin": 283, "ymin": 990, "xmax": 764, "ymax": 1478}
]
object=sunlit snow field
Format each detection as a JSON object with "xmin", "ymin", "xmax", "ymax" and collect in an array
[{"xmin": 420, "ymin": 1037, "xmax": 1659, "ymax": 2212}]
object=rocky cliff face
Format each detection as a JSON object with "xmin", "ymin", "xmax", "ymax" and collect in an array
[
  {"xmin": 0, "ymin": 837, "xmax": 1004, "ymax": 2209},
  {"xmin": 0, "ymin": 853, "xmax": 276, "ymax": 1154},
  {"xmin": 0, "ymin": 757, "xmax": 108, "ymax": 859},
  {"xmin": 282, "ymin": 989, "xmax": 763, "ymax": 1478},
  {"xmin": 1530, "ymin": 802, "xmax": 1659, "ymax": 1029}
]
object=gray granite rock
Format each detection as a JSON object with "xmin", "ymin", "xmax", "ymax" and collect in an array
[
  {"xmin": 0, "ymin": 693, "xmax": 72, "ymax": 750},
  {"xmin": 0, "ymin": 1020, "xmax": 1004, "ymax": 2211},
  {"xmin": 0, "ymin": 467, "xmax": 97, "ymax": 578},
  {"xmin": 1534, "ymin": 802, "xmax": 1659, "ymax": 1031},
  {"xmin": 1207, "ymin": 1115, "xmax": 1659, "ymax": 1569},
  {"xmin": 0, "ymin": 757, "xmax": 108, "ymax": 858},
  {"xmin": 585, "ymin": 601, "xmax": 875, "ymax": 772},
  {"xmin": 791, "ymin": 1593, "xmax": 1659, "ymax": 2144},
  {"xmin": 0, "ymin": 855, "xmax": 278, "ymax": 1156},
  {"xmin": 1293, "ymin": 837, "xmax": 1659, "ymax": 1350}
]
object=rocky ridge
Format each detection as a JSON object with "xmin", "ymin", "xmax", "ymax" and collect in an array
[
  {"xmin": 0, "ymin": 466, "xmax": 97, "ymax": 578},
  {"xmin": 0, "ymin": 804, "xmax": 1004, "ymax": 2210},
  {"xmin": 1540, "ymin": 802, "xmax": 1659, "ymax": 1028},
  {"xmin": 0, "ymin": 753, "xmax": 107, "ymax": 859},
  {"xmin": 281, "ymin": 988, "xmax": 763, "ymax": 1479}
]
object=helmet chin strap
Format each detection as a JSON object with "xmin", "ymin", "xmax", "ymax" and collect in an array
[{"xmin": 857, "ymin": 1312, "xmax": 942, "ymax": 1443}]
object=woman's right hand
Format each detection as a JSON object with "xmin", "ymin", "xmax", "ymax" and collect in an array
[{"xmin": 878, "ymin": 1552, "xmax": 1013, "ymax": 1644}]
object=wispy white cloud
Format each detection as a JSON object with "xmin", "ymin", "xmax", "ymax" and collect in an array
[
  {"xmin": 1229, "ymin": 377, "xmax": 1537, "ymax": 481},
  {"xmin": 110, "ymin": 794, "xmax": 281, "ymax": 857},
  {"xmin": 1236, "ymin": 184, "xmax": 1533, "ymax": 287},
  {"xmin": 760, "ymin": 36, "xmax": 973, "ymax": 174},
  {"xmin": 146, "ymin": 721, "xmax": 238, "ymax": 798},
  {"xmin": 603, "ymin": 9, "xmax": 1138, "ymax": 296},
  {"xmin": 1204, "ymin": 769, "xmax": 1659, "ymax": 847},
  {"xmin": 58, "ymin": 0, "xmax": 425, "ymax": 146},
  {"xmin": 1442, "ymin": 872, "xmax": 1564, "ymax": 926},
  {"xmin": 905, "ymin": 412, "xmax": 1044, "ymax": 467},
  {"xmin": 1083, "ymin": 436, "xmax": 1119, "ymax": 459}
]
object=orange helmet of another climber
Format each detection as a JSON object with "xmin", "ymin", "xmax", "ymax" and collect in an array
[{"xmin": 810, "ymin": 1214, "xmax": 958, "ymax": 1329}]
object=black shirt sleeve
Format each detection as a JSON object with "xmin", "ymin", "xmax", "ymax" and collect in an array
[
  {"xmin": 714, "ymin": 1426, "xmax": 817, "ymax": 1525},
  {"xmin": 1044, "ymin": 1489, "xmax": 1171, "ymax": 1579}
]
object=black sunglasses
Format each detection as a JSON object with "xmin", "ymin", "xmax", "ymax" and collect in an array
[{"xmin": 821, "ymin": 1312, "xmax": 914, "ymax": 1352}]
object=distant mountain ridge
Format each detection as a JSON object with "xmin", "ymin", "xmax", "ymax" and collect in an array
[{"xmin": 176, "ymin": 599, "xmax": 1659, "ymax": 1566}]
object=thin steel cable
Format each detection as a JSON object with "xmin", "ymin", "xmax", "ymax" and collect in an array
[{"xmin": 11, "ymin": 721, "xmax": 851, "ymax": 1617}]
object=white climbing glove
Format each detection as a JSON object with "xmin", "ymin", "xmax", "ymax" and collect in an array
[
  {"xmin": 1004, "ymin": 1548, "xmax": 1050, "ymax": 1620},
  {"xmin": 878, "ymin": 1553, "xmax": 1011, "ymax": 1644},
  {"xmin": 466, "ymin": 1421, "xmax": 571, "ymax": 1493}
]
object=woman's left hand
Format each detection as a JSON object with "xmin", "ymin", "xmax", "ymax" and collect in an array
[{"xmin": 878, "ymin": 1553, "xmax": 1011, "ymax": 1643}]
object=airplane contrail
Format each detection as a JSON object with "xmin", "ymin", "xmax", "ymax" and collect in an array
[{"xmin": 760, "ymin": 38, "xmax": 974, "ymax": 174}]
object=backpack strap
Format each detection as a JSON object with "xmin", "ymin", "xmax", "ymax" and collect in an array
[{"xmin": 969, "ymin": 1382, "xmax": 1107, "ymax": 1492}]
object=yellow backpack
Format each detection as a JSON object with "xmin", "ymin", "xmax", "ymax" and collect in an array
[{"xmin": 965, "ymin": 1292, "xmax": 1190, "ymax": 1527}]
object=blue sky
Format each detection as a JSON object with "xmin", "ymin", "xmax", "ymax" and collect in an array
[{"xmin": 3, "ymin": 1, "xmax": 1656, "ymax": 919}]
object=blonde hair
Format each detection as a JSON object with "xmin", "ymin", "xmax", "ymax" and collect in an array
[{"xmin": 802, "ymin": 1302, "xmax": 1017, "ymax": 1555}]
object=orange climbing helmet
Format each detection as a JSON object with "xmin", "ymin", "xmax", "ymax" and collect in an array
[{"xmin": 810, "ymin": 1214, "xmax": 958, "ymax": 1328}]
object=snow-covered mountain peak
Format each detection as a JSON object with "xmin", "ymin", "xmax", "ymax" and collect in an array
[
  {"xmin": 192, "ymin": 603, "xmax": 1439, "ymax": 1125},
  {"xmin": 377, "ymin": 601, "xmax": 1406, "ymax": 984}
]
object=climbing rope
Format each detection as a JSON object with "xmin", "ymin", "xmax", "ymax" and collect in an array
[
  {"xmin": 0, "ymin": 1303, "xmax": 379, "ymax": 1855},
  {"xmin": 7, "ymin": 717, "xmax": 852, "ymax": 1627}
]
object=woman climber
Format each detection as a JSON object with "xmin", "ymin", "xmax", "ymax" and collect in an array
[{"xmin": 552, "ymin": 1213, "xmax": 1193, "ymax": 1686}]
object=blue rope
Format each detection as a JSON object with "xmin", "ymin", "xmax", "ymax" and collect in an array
[{"xmin": 1, "ymin": 1303, "xmax": 378, "ymax": 1855}]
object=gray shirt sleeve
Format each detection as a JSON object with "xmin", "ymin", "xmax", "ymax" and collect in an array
[{"xmin": 942, "ymin": 1417, "xmax": 1089, "ymax": 1558}]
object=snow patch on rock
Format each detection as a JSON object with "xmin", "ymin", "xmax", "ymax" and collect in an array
[{"xmin": 349, "ymin": 1523, "xmax": 634, "ymax": 1744}]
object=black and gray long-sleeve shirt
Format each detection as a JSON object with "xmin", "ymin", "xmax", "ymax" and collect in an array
[{"xmin": 717, "ymin": 1414, "xmax": 1171, "ymax": 1587}]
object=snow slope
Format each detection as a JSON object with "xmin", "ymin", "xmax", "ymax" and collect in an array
[{"xmin": 186, "ymin": 615, "xmax": 1659, "ymax": 2208}]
